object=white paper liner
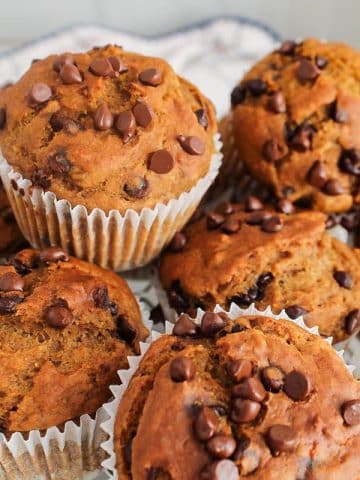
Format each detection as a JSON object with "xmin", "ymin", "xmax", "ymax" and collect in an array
[
  {"xmin": 100, "ymin": 303, "xmax": 356, "ymax": 479},
  {"xmin": 0, "ymin": 298, "xmax": 151, "ymax": 480},
  {"xmin": 0, "ymin": 135, "xmax": 222, "ymax": 272}
]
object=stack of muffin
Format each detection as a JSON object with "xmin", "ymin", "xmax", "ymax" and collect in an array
[{"xmin": 0, "ymin": 39, "xmax": 359, "ymax": 479}]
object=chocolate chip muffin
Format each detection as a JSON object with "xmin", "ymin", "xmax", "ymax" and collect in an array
[
  {"xmin": 113, "ymin": 312, "xmax": 360, "ymax": 479},
  {"xmin": 159, "ymin": 201, "xmax": 360, "ymax": 342},
  {"xmin": 0, "ymin": 247, "xmax": 147, "ymax": 433},
  {"xmin": 0, "ymin": 180, "xmax": 25, "ymax": 255},
  {"xmin": 220, "ymin": 38, "xmax": 360, "ymax": 214}
]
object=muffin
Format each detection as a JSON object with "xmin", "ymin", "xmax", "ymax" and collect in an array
[
  {"xmin": 110, "ymin": 311, "xmax": 360, "ymax": 479},
  {"xmin": 219, "ymin": 38, "xmax": 360, "ymax": 216},
  {"xmin": 0, "ymin": 44, "xmax": 220, "ymax": 270},
  {"xmin": 0, "ymin": 180, "xmax": 26, "ymax": 255},
  {"xmin": 0, "ymin": 247, "xmax": 147, "ymax": 434},
  {"xmin": 159, "ymin": 201, "xmax": 360, "ymax": 342}
]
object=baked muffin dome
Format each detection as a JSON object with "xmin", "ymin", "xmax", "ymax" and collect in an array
[
  {"xmin": 0, "ymin": 44, "xmax": 216, "ymax": 213},
  {"xmin": 114, "ymin": 312, "xmax": 360, "ymax": 479},
  {"xmin": 223, "ymin": 38, "xmax": 360, "ymax": 213},
  {"xmin": 159, "ymin": 201, "xmax": 360, "ymax": 342},
  {"xmin": 0, "ymin": 180, "xmax": 25, "ymax": 255},
  {"xmin": 0, "ymin": 247, "xmax": 147, "ymax": 433}
]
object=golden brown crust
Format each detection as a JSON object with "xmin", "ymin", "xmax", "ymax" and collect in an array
[
  {"xmin": 224, "ymin": 38, "xmax": 360, "ymax": 213},
  {"xmin": 0, "ymin": 248, "xmax": 148, "ymax": 433},
  {"xmin": 0, "ymin": 181, "xmax": 26, "ymax": 255},
  {"xmin": 0, "ymin": 45, "xmax": 216, "ymax": 213},
  {"xmin": 114, "ymin": 313, "xmax": 360, "ymax": 479},
  {"xmin": 159, "ymin": 204, "xmax": 360, "ymax": 342}
]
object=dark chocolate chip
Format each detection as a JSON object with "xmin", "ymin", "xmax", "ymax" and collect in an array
[
  {"xmin": 108, "ymin": 55, "xmax": 127, "ymax": 73},
  {"xmin": 232, "ymin": 436, "xmax": 251, "ymax": 460},
  {"xmin": 115, "ymin": 111, "xmax": 136, "ymax": 141},
  {"xmin": 307, "ymin": 161, "xmax": 327, "ymax": 188},
  {"xmin": 263, "ymin": 139, "xmax": 285, "ymax": 162},
  {"xmin": 261, "ymin": 216, "xmax": 283, "ymax": 233},
  {"xmin": 315, "ymin": 55, "xmax": 328, "ymax": 69},
  {"xmin": 221, "ymin": 219, "xmax": 241, "ymax": 234},
  {"xmin": 0, "ymin": 272, "xmax": 24, "ymax": 292},
  {"xmin": 148, "ymin": 150, "xmax": 174, "ymax": 174},
  {"xmin": 230, "ymin": 85, "xmax": 246, "ymax": 107},
  {"xmin": 170, "ymin": 356, "xmax": 195, "ymax": 382},
  {"xmin": 31, "ymin": 169, "xmax": 51, "ymax": 190},
  {"xmin": 173, "ymin": 313, "xmax": 198, "ymax": 336},
  {"xmin": 44, "ymin": 304, "xmax": 73, "ymax": 328},
  {"xmin": 245, "ymin": 196, "xmax": 264, "ymax": 212},
  {"xmin": 246, "ymin": 211, "xmax": 272, "ymax": 225},
  {"xmin": 200, "ymin": 460, "xmax": 239, "ymax": 480},
  {"xmin": 226, "ymin": 359, "xmax": 252, "ymax": 383},
  {"xmin": 342, "ymin": 399, "xmax": 360, "ymax": 425},
  {"xmin": 297, "ymin": 58, "xmax": 320, "ymax": 82},
  {"xmin": 257, "ymin": 271, "xmax": 274, "ymax": 288},
  {"xmin": 49, "ymin": 112, "xmax": 80, "ymax": 134},
  {"xmin": 133, "ymin": 101, "xmax": 154, "ymax": 128},
  {"xmin": 194, "ymin": 406, "xmax": 219, "ymax": 441},
  {"xmin": 288, "ymin": 124, "xmax": 314, "ymax": 151},
  {"xmin": 94, "ymin": 104, "xmax": 114, "ymax": 130},
  {"xmin": 278, "ymin": 40, "xmax": 297, "ymax": 55},
  {"xmin": 138, "ymin": 68, "xmax": 163, "ymax": 86},
  {"xmin": 53, "ymin": 54, "xmax": 74, "ymax": 72},
  {"xmin": 207, "ymin": 212, "xmax": 225, "ymax": 230},
  {"xmin": 177, "ymin": 135, "xmax": 205, "ymax": 155},
  {"xmin": 329, "ymin": 101, "xmax": 348, "ymax": 124},
  {"xmin": 231, "ymin": 398, "xmax": 261, "ymax": 423},
  {"xmin": 59, "ymin": 64, "xmax": 82, "ymax": 84},
  {"xmin": 285, "ymin": 305, "xmax": 308, "ymax": 319},
  {"xmin": 284, "ymin": 370, "xmax": 311, "ymax": 401},
  {"xmin": 28, "ymin": 83, "xmax": 52, "ymax": 105},
  {"xmin": 116, "ymin": 315, "xmax": 137, "ymax": 343},
  {"xmin": 276, "ymin": 198, "xmax": 295, "ymax": 214},
  {"xmin": 0, "ymin": 108, "xmax": 6, "ymax": 129},
  {"xmin": 0, "ymin": 295, "xmax": 22, "ymax": 313},
  {"xmin": 89, "ymin": 58, "xmax": 113, "ymax": 76},
  {"xmin": 48, "ymin": 151, "xmax": 71, "ymax": 174},
  {"xmin": 266, "ymin": 425, "xmax": 296, "ymax": 454},
  {"xmin": 123, "ymin": 175, "xmax": 149, "ymax": 199},
  {"xmin": 261, "ymin": 366, "xmax": 284, "ymax": 392},
  {"xmin": 195, "ymin": 108, "xmax": 208, "ymax": 128},
  {"xmin": 200, "ymin": 312, "xmax": 227, "ymax": 337},
  {"xmin": 345, "ymin": 309, "xmax": 360, "ymax": 335},
  {"xmin": 38, "ymin": 247, "xmax": 69, "ymax": 264},
  {"xmin": 338, "ymin": 149, "xmax": 360, "ymax": 176},
  {"xmin": 333, "ymin": 270, "xmax": 353, "ymax": 289},
  {"xmin": 216, "ymin": 201, "xmax": 234, "ymax": 216},
  {"xmin": 149, "ymin": 305, "xmax": 165, "ymax": 325},
  {"xmin": 207, "ymin": 435, "xmax": 237, "ymax": 459},
  {"xmin": 246, "ymin": 78, "xmax": 267, "ymax": 96},
  {"xmin": 267, "ymin": 91, "xmax": 286, "ymax": 114},
  {"xmin": 231, "ymin": 377, "xmax": 266, "ymax": 402},
  {"xmin": 168, "ymin": 232, "xmax": 187, "ymax": 253}
]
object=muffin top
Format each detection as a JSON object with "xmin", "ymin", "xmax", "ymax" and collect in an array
[
  {"xmin": 0, "ymin": 181, "xmax": 26, "ymax": 255},
  {"xmin": 159, "ymin": 201, "xmax": 360, "ymax": 342},
  {"xmin": 0, "ymin": 247, "xmax": 147, "ymax": 433},
  {"xmin": 228, "ymin": 38, "xmax": 360, "ymax": 213},
  {"xmin": 114, "ymin": 312, "xmax": 360, "ymax": 479},
  {"xmin": 0, "ymin": 45, "xmax": 216, "ymax": 213}
]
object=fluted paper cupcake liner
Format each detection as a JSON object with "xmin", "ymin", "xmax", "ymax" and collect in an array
[
  {"xmin": 100, "ymin": 303, "xmax": 355, "ymax": 479},
  {"xmin": 0, "ymin": 299, "xmax": 151, "ymax": 480},
  {"xmin": 0, "ymin": 136, "xmax": 222, "ymax": 272}
]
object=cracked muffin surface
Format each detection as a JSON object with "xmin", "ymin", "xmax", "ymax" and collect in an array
[
  {"xmin": 159, "ymin": 202, "xmax": 360, "ymax": 342},
  {"xmin": 114, "ymin": 312, "xmax": 360, "ymax": 479},
  {"xmin": 0, "ymin": 45, "xmax": 216, "ymax": 213},
  {"xmin": 0, "ymin": 247, "xmax": 147, "ymax": 433},
  {"xmin": 221, "ymin": 38, "xmax": 360, "ymax": 213}
]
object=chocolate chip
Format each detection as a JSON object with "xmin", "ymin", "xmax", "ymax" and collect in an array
[
  {"xmin": 173, "ymin": 313, "xmax": 198, "ymax": 336},
  {"xmin": 231, "ymin": 398, "xmax": 261, "ymax": 423},
  {"xmin": 200, "ymin": 460, "xmax": 239, "ymax": 480},
  {"xmin": 315, "ymin": 55, "xmax": 328, "ymax": 69},
  {"xmin": 276, "ymin": 198, "xmax": 295, "ymax": 214},
  {"xmin": 329, "ymin": 101, "xmax": 348, "ymax": 124},
  {"xmin": 231, "ymin": 377, "xmax": 266, "ymax": 402},
  {"xmin": 195, "ymin": 108, "xmax": 208, "ymax": 128},
  {"xmin": 245, "ymin": 196, "xmax": 264, "ymax": 212},
  {"xmin": 307, "ymin": 161, "xmax": 327, "ymax": 188},
  {"xmin": 138, "ymin": 68, "xmax": 163, "ymax": 86},
  {"xmin": 115, "ymin": 111, "xmax": 136, "ymax": 141},
  {"xmin": 267, "ymin": 91, "xmax": 286, "ymax": 114},
  {"xmin": 226, "ymin": 359, "xmax": 252, "ymax": 383},
  {"xmin": 342, "ymin": 399, "xmax": 360, "ymax": 425},
  {"xmin": 216, "ymin": 202, "xmax": 234, "ymax": 216},
  {"xmin": 108, "ymin": 55, "xmax": 127, "ymax": 73},
  {"xmin": 263, "ymin": 139, "xmax": 285, "ymax": 162},
  {"xmin": 44, "ymin": 304, "xmax": 73, "ymax": 328},
  {"xmin": 0, "ymin": 295, "xmax": 22, "ymax": 313},
  {"xmin": 168, "ymin": 232, "xmax": 187, "ymax": 253},
  {"xmin": 207, "ymin": 212, "xmax": 225, "ymax": 230},
  {"xmin": 177, "ymin": 135, "xmax": 205, "ymax": 155},
  {"xmin": 132, "ymin": 103, "xmax": 153, "ymax": 129},
  {"xmin": 246, "ymin": 78, "xmax": 267, "ymax": 96},
  {"xmin": 333, "ymin": 270, "xmax": 353, "ymax": 289},
  {"xmin": 28, "ymin": 83, "xmax": 52, "ymax": 106},
  {"xmin": 39, "ymin": 247, "xmax": 69, "ymax": 264},
  {"xmin": 48, "ymin": 151, "xmax": 71, "ymax": 174},
  {"xmin": 345, "ymin": 309, "xmax": 360, "ymax": 335},
  {"xmin": 207, "ymin": 435, "xmax": 237, "ymax": 459},
  {"xmin": 221, "ymin": 219, "xmax": 241, "ymax": 234},
  {"xmin": 92, "ymin": 286, "xmax": 111, "ymax": 310},
  {"xmin": 285, "ymin": 305, "xmax": 308, "ymax": 319},
  {"xmin": 338, "ymin": 149, "xmax": 360, "ymax": 176},
  {"xmin": 278, "ymin": 40, "xmax": 297, "ymax": 55},
  {"xmin": 116, "ymin": 315, "xmax": 137, "ymax": 343},
  {"xmin": 149, "ymin": 305, "xmax": 165, "ymax": 325},
  {"xmin": 31, "ymin": 169, "xmax": 51, "ymax": 190},
  {"xmin": 59, "ymin": 64, "xmax": 82, "ymax": 84},
  {"xmin": 261, "ymin": 216, "xmax": 283, "ymax": 233},
  {"xmin": 232, "ymin": 436, "xmax": 251, "ymax": 460},
  {"xmin": 167, "ymin": 280, "xmax": 190, "ymax": 313},
  {"xmin": 53, "ymin": 54, "xmax": 74, "ymax": 72},
  {"xmin": 0, "ymin": 108, "xmax": 6, "ymax": 129},
  {"xmin": 194, "ymin": 407, "xmax": 219, "ymax": 441},
  {"xmin": 94, "ymin": 104, "xmax": 114, "ymax": 130},
  {"xmin": 284, "ymin": 370, "xmax": 311, "ymax": 401},
  {"xmin": 123, "ymin": 175, "xmax": 149, "ymax": 199},
  {"xmin": 246, "ymin": 211, "xmax": 272, "ymax": 225},
  {"xmin": 288, "ymin": 124, "xmax": 314, "ymax": 151},
  {"xmin": 0, "ymin": 272, "xmax": 24, "ymax": 292},
  {"xmin": 297, "ymin": 58, "xmax": 320, "ymax": 82},
  {"xmin": 231, "ymin": 85, "xmax": 246, "ymax": 107},
  {"xmin": 266, "ymin": 425, "xmax": 296, "ymax": 454},
  {"xmin": 200, "ymin": 312, "xmax": 227, "ymax": 337},
  {"xmin": 148, "ymin": 150, "xmax": 174, "ymax": 174},
  {"xmin": 89, "ymin": 58, "xmax": 113, "ymax": 76},
  {"xmin": 170, "ymin": 356, "xmax": 195, "ymax": 382},
  {"xmin": 261, "ymin": 366, "xmax": 284, "ymax": 392},
  {"xmin": 49, "ymin": 112, "xmax": 80, "ymax": 134}
]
